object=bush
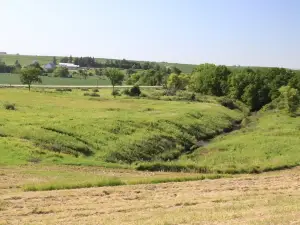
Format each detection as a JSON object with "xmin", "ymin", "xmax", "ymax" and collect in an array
[
  {"xmin": 3, "ymin": 102, "xmax": 16, "ymax": 110},
  {"xmin": 81, "ymin": 88, "xmax": 89, "ymax": 91},
  {"xmin": 55, "ymin": 88, "xmax": 72, "ymax": 92},
  {"xmin": 83, "ymin": 92, "xmax": 100, "ymax": 97},
  {"xmin": 90, "ymin": 92, "xmax": 100, "ymax": 97},
  {"xmin": 218, "ymin": 97, "xmax": 239, "ymax": 110},
  {"xmin": 92, "ymin": 88, "xmax": 99, "ymax": 93},
  {"xmin": 112, "ymin": 89, "xmax": 121, "ymax": 97},
  {"xmin": 130, "ymin": 85, "xmax": 141, "ymax": 96},
  {"xmin": 122, "ymin": 85, "xmax": 141, "ymax": 97}
]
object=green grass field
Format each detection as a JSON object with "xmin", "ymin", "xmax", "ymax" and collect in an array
[
  {"xmin": 0, "ymin": 73, "xmax": 110, "ymax": 85},
  {"xmin": 0, "ymin": 88, "xmax": 243, "ymax": 167},
  {"xmin": 0, "ymin": 54, "xmax": 197, "ymax": 73}
]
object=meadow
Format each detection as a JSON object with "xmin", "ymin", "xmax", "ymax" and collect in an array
[
  {"xmin": 0, "ymin": 88, "xmax": 243, "ymax": 167},
  {"xmin": 0, "ymin": 73, "xmax": 110, "ymax": 85}
]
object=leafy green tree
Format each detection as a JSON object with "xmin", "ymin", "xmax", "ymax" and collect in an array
[
  {"xmin": 228, "ymin": 68, "xmax": 270, "ymax": 111},
  {"xmin": 279, "ymin": 86, "xmax": 300, "ymax": 115},
  {"xmin": 53, "ymin": 67, "xmax": 69, "ymax": 78},
  {"xmin": 105, "ymin": 68, "xmax": 124, "ymax": 96},
  {"xmin": 167, "ymin": 73, "xmax": 190, "ymax": 91},
  {"xmin": 265, "ymin": 68, "xmax": 295, "ymax": 99},
  {"xmin": 78, "ymin": 69, "xmax": 88, "ymax": 80},
  {"xmin": 20, "ymin": 67, "xmax": 42, "ymax": 91},
  {"xmin": 190, "ymin": 64, "xmax": 230, "ymax": 96}
]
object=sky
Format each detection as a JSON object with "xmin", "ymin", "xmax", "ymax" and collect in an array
[{"xmin": 1, "ymin": 0, "xmax": 300, "ymax": 68}]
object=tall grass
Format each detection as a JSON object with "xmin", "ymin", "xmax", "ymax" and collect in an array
[{"xmin": 23, "ymin": 174, "xmax": 227, "ymax": 191}]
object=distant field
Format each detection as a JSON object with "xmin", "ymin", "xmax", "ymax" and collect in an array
[
  {"xmin": 0, "ymin": 73, "xmax": 110, "ymax": 85},
  {"xmin": 0, "ymin": 54, "xmax": 197, "ymax": 73}
]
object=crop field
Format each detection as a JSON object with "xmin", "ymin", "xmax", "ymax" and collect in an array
[
  {"xmin": 0, "ymin": 74, "xmax": 111, "ymax": 85},
  {"xmin": 0, "ymin": 54, "xmax": 197, "ymax": 73}
]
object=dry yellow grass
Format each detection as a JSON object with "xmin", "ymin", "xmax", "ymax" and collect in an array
[{"xmin": 0, "ymin": 167, "xmax": 300, "ymax": 225}]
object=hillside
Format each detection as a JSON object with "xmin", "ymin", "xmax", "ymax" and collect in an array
[
  {"xmin": 0, "ymin": 54, "xmax": 197, "ymax": 73},
  {"xmin": 0, "ymin": 88, "xmax": 242, "ymax": 166}
]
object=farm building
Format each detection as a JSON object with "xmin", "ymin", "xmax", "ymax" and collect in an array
[
  {"xmin": 58, "ymin": 63, "xmax": 79, "ymax": 69},
  {"xmin": 44, "ymin": 62, "xmax": 56, "ymax": 71}
]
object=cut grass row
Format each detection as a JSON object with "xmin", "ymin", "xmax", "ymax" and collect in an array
[{"xmin": 23, "ymin": 173, "xmax": 226, "ymax": 191}]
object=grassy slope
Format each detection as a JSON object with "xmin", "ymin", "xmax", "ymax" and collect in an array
[
  {"xmin": 0, "ymin": 88, "xmax": 242, "ymax": 167},
  {"xmin": 0, "ymin": 54, "xmax": 197, "ymax": 73},
  {"xmin": 175, "ymin": 111, "xmax": 300, "ymax": 173},
  {"xmin": 0, "ymin": 73, "xmax": 110, "ymax": 85}
]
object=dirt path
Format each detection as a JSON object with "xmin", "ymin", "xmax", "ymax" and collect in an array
[{"xmin": 1, "ymin": 167, "xmax": 300, "ymax": 225}]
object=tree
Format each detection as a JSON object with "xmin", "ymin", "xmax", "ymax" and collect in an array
[
  {"xmin": 20, "ymin": 67, "xmax": 42, "ymax": 91},
  {"xmin": 68, "ymin": 55, "xmax": 73, "ymax": 63},
  {"xmin": 105, "ymin": 68, "xmax": 124, "ymax": 96},
  {"xmin": 52, "ymin": 56, "xmax": 57, "ymax": 65},
  {"xmin": 78, "ymin": 69, "xmax": 88, "ymax": 80},
  {"xmin": 53, "ymin": 67, "xmax": 69, "ymax": 78},
  {"xmin": 167, "ymin": 73, "xmax": 190, "ymax": 91},
  {"xmin": 190, "ymin": 64, "xmax": 230, "ymax": 96},
  {"xmin": 279, "ymin": 86, "xmax": 300, "ymax": 115}
]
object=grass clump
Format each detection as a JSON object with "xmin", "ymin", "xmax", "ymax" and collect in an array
[
  {"xmin": 83, "ymin": 92, "xmax": 100, "ymax": 97},
  {"xmin": 92, "ymin": 88, "xmax": 99, "ymax": 93},
  {"xmin": 23, "ymin": 177, "xmax": 125, "ymax": 191},
  {"xmin": 3, "ymin": 102, "xmax": 16, "ymax": 110},
  {"xmin": 55, "ymin": 88, "xmax": 72, "ymax": 92}
]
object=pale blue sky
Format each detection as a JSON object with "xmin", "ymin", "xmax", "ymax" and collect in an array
[{"xmin": 1, "ymin": 0, "xmax": 299, "ymax": 68}]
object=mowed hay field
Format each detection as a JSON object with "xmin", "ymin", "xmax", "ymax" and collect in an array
[{"xmin": 0, "ymin": 166, "xmax": 299, "ymax": 225}]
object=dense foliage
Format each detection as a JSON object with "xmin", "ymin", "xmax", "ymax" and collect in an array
[
  {"xmin": 53, "ymin": 67, "xmax": 69, "ymax": 78},
  {"xmin": 188, "ymin": 64, "xmax": 300, "ymax": 111}
]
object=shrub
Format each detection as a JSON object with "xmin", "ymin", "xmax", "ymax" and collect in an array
[
  {"xmin": 83, "ymin": 92, "xmax": 100, "ymax": 97},
  {"xmin": 122, "ymin": 85, "xmax": 141, "ymax": 97},
  {"xmin": 112, "ymin": 89, "xmax": 121, "ymax": 97},
  {"xmin": 130, "ymin": 85, "xmax": 141, "ymax": 96},
  {"xmin": 92, "ymin": 88, "xmax": 99, "ymax": 93},
  {"xmin": 55, "ymin": 88, "xmax": 72, "ymax": 92},
  {"xmin": 81, "ymin": 88, "xmax": 89, "ymax": 91},
  {"xmin": 3, "ymin": 102, "xmax": 16, "ymax": 110},
  {"xmin": 122, "ymin": 88, "xmax": 131, "ymax": 96},
  {"xmin": 90, "ymin": 92, "xmax": 100, "ymax": 97},
  {"xmin": 218, "ymin": 97, "xmax": 239, "ymax": 110}
]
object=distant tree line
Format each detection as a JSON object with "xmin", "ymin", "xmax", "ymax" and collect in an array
[{"xmin": 60, "ymin": 55, "xmax": 172, "ymax": 70}]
